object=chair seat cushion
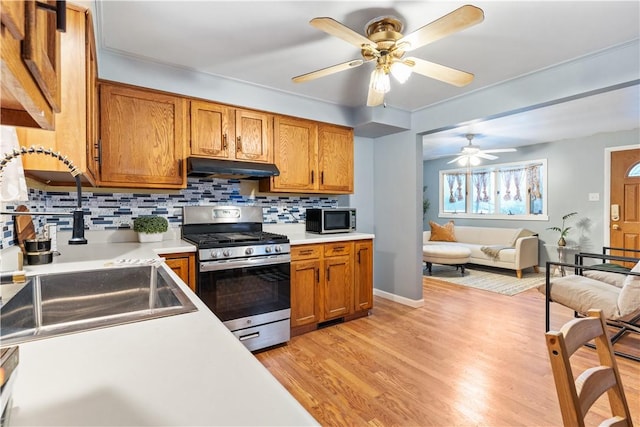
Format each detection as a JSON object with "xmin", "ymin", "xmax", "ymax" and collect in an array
[
  {"xmin": 539, "ymin": 275, "xmax": 623, "ymax": 320},
  {"xmin": 584, "ymin": 270, "xmax": 626, "ymax": 288}
]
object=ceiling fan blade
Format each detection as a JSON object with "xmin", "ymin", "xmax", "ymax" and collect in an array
[
  {"xmin": 366, "ymin": 70, "xmax": 385, "ymax": 107},
  {"xmin": 477, "ymin": 153, "xmax": 498, "ymax": 160},
  {"xmin": 405, "ymin": 57, "xmax": 474, "ymax": 87},
  {"xmin": 398, "ymin": 5, "xmax": 484, "ymax": 51},
  {"xmin": 481, "ymin": 148, "xmax": 517, "ymax": 154},
  {"xmin": 447, "ymin": 155, "xmax": 466, "ymax": 164},
  {"xmin": 292, "ymin": 59, "xmax": 364, "ymax": 83},
  {"xmin": 310, "ymin": 17, "xmax": 378, "ymax": 51}
]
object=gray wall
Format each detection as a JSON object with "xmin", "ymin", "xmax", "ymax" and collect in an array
[
  {"xmin": 423, "ymin": 129, "xmax": 640, "ymax": 265},
  {"xmin": 372, "ymin": 132, "xmax": 423, "ymax": 302}
]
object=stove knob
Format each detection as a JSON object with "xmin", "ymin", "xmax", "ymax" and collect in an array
[
  {"xmin": 274, "ymin": 245, "xmax": 282, "ymax": 253},
  {"xmin": 245, "ymin": 247, "xmax": 254, "ymax": 255},
  {"xmin": 223, "ymin": 249, "xmax": 231, "ymax": 257},
  {"xmin": 265, "ymin": 246, "xmax": 272, "ymax": 253}
]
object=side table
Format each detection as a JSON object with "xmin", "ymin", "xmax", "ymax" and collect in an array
[{"xmin": 545, "ymin": 244, "xmax": 580, "ymax": 276}]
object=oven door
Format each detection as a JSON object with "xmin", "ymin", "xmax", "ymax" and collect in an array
[{"xmin": 197, "ymin": 256, "xmax": 290, "ymax": 323}]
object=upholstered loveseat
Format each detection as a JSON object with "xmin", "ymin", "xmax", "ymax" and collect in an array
[{"xmin": 422, "ymin": 223, "xmax": 539, "ymax": 278}]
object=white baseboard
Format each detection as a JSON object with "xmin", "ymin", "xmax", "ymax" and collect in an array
[{"xmin": 373, "ymin": 288, "xmax": 424, "ymax": 308}]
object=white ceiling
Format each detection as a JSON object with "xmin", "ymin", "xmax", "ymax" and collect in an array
[{"xmin": 88, "ymin": 1, "xmax": 640, "ymax": 157}]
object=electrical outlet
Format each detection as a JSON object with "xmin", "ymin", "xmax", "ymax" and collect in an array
[{"xmin": 588, "ymin": 193, "xmax": 600, "ymax": 201}]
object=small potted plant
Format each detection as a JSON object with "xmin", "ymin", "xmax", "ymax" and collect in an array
[
  {"xmin": 133, "ymin": 215, "xmax": 168, "ymax": 243},
  {"xmin": 547, "ymin": 212, "xmax": 577, "ymax": 246}
]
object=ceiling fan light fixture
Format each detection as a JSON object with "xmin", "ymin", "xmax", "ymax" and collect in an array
[
  {"xmin": 371, "ymin": 67, "xmax": 391, "ymax": 93},
  {"xmin": 390, "ymin": 61, "xmax": 412, "ymax": 84}
]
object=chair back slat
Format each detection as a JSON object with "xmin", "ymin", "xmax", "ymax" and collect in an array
[{"xmin": 545, "ymin": 310, "xmax": 633, "ymax": 427}]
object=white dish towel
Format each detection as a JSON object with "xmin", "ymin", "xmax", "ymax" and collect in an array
[{"xmin": 0, "ymin": 126, "xmax": 28, "ymax": 202}]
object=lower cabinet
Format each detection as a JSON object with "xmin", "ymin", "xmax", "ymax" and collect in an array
[
  {"xmin": 290, "ymin": 239, "xmax": 373, "ymax": 336},
  {"xmin": 163, "ymin": 252, "xmax": 196, "ymax": 292}
]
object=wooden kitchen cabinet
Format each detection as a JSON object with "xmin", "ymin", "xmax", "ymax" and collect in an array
[
  {"xmin": 322, "ymin": 241, "xmax": 353, "ymax": 320},
  {"xmin": 260, "ymin": 117, "xmax": 353, "ymax": 194},
  {"xmin": 190, "ymin": 100, "xmax": 232, "ymax": 159},
  {"xmin": 164, "ymin": 252, "xmax": 196, "ymax": 292},
  {"xmin": 16, "ymin": 4, "xmax": 98, "ymax": 186},
  {"xmin": 317, "ymin": 124, "xmax": 354, "ymax": 193},
  {"xmin": 190, "ymin": 100, "xmax": 272, "ymax": 163},
  {"xmin": 234, "ymin": 108, "xmax": 272, "ymax": 163},
  {"xmin": 290, "ymin": 239, "xmax": 371, "ymax": 336},
  {"xmin": 1, "ymin": 0, "xmax": 62, "ymax": 129},
  {"xmin": 265, "ymin": 116, "xmax": 317, "ymax": 192},
  {"xmin": 354, "ymin": 239, "xmax": 373, "ymax": 311},
  {"xmin": 290, "ymin": 244, "xmax": 323, "ymax": 327},
  {"xmin": 98, "ymin": 81, "xmax": 187, "ymax": 189}
]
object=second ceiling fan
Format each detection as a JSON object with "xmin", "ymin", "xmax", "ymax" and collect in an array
[
  {"xmin": 292, "ymin": 5, "xmax": 484, "ymax": 107},
  {"xmin": 447, "ymin": 134, "xmax": 517, "ymax": 166}
]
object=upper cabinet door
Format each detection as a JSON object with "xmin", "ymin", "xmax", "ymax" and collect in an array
[
  {"xmin": 23, "ymin": 0, "xmax": 61, "ymax": 112},
  {"xmin": 271, "ymin": 116, "xmax": 317, "ymax": 192},
  {"xmin": 1, "ymin": 0, "xmax": 61, "ymax": 129},
  {"xmin": 235, "ymin": 109, "xmax": 272, "ymax": 163},
  {"xmin": 190, "ymin": 100, "xmax": 233, "ymax": 159},
  {"xmin": 318, "ymin": 124, "xmax": 354, "ymax": 193},
  {"xmin": 99, "ymin": 82, "xmax": 187, "ymax": 189},
  {"xmin": 16, "ymin": 4, "xmax": 98, "ymax": 186}
]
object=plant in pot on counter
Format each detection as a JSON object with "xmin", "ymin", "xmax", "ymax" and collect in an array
[{"xmin": 133, "ymin": 215, "xmax": 168, "ymax": 243}]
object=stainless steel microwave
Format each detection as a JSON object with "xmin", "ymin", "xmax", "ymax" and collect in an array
[{"xmin": 305, "ymin": 208, "xmax": 356, "ymax": 234}]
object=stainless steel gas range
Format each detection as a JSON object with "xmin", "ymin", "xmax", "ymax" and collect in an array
[{"xmin": 181, "ymin": 205, "xmax": 291, "ymax": 352}]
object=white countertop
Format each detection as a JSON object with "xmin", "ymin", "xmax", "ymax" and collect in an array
[
  {"xmin": 263, "ymin": 223, "xmax": 375, "ymax": 245},
  {"xmin": 2, "ymin": 232, "xmax": 319, "ymax": 427}
]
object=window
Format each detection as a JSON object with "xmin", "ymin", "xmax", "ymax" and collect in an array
[{"xmin": 439, "ymin": 159, "xmax": 547, "ymax": 220}]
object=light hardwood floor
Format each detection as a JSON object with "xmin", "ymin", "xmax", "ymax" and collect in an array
[{"xmin": 256, "ymin": 277, "xmax": 640, "ymax": 426}]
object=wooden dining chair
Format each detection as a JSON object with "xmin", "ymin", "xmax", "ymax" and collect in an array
[{"xmin": 545, "ymin": 310, "xmax": 633, "ymax": 427}]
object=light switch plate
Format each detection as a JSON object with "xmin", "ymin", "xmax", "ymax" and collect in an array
[{"xmin": 588, "ymin": 193, "xmax": 600, "ymax": 201}]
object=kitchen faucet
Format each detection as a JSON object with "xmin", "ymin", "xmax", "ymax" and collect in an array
[{"xmin": 0, "ymin": 146, "xmax": 87, "ymax": 244}]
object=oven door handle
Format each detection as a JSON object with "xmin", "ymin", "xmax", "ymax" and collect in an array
[{"xmin": 200, "ymin": 255, "xmax": 291, "ymax": 272}]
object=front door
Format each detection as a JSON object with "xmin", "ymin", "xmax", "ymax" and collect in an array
[{"xmin": 610, "ymin": 148, "xmax": 640, "ymax": 266}]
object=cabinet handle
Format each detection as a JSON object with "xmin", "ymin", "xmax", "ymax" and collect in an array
[
  {"xmin": 326, "ymin": 267, "xmax": 330, "ymax": 281},
  {"xmin": 321, "ymin": 171, "xmax": 324, "ymax": 185},
  {"xmin": 333, "ymin": 246, "xmax": 345, "ymax": 252},
  {"xmin": 357, "ymin": 249, "xmax": 361, "ymax": 264},
  {"xmin": 236, "ymin": 136, "xmax": 242, "ymax": 152},
  {"xmin": 311, "ymin": 170, "xmax": 314, "ymax": 184},
  {"xmin": 299, "ymin": 250, "xmax": 313, "ymax": 255},
  {"xmin": 94, "ymin": 140, "xmax": 102, "ymax": 164},
  {"xmin": 36, "ymin": 0, "xmax": 67, "ymax": 32},
  {"xmin": 315, "ymin": 268, "xmax": 319, "ymax": 283},
  {"xmin": 222, "ymin": 133, "xmax": 228, "ymax": 150}
]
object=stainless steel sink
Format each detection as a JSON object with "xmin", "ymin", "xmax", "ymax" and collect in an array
[{"xmin": 0, "ymin": 265, "xmax": 197, "ymax": 346}]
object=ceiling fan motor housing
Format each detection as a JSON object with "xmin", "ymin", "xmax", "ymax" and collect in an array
[{"xmin": 362, "ymin": 16, "xmax": 405, "ymax": 61}]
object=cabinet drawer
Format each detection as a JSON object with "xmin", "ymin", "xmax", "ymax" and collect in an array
[
  {"xmin": 291, "ymin": 244, "xmax": 322, "ymax": 260},
  {"xmin": 324, "ymin": 242, "xmax": 353, "ymax": 257}
]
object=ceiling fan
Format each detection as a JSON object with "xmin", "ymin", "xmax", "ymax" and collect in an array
[
  {"xmin": 292, "ymin": 5, "xmax": 484, "ymax": 107},
  {"xmin": 447, "ymin": 134, "xmax": 517, "ymax": 165}
]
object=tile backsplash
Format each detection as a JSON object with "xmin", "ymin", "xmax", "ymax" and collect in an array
[{"xmin": 1, "ymin": 177, "xmax": 337, "ymax": 249}]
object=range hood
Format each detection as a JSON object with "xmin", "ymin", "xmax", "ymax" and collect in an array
[{"xmin": 187, "ymin": 157, "xmax": 279, "ymax": 180}]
